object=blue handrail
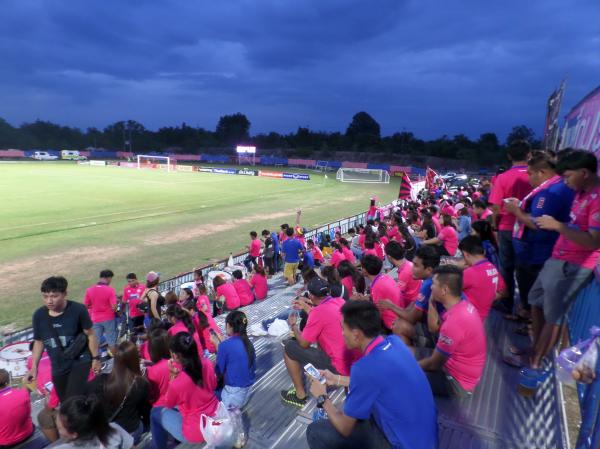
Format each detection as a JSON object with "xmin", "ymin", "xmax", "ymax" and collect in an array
[{"xmin": 567, "ymin": 269, "xmax": 600, "ymax": 449}]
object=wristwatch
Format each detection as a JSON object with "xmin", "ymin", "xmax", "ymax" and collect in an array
[
  {"xmin": 91, "ymin": 355, "xmax": 101, "ymax": 361},
  {"xmin": 316, "ymin": 395, "xmax": 327, "ymax": 409}
]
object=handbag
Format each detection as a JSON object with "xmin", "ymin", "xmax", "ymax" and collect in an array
[
  {"xmin": 45, "ymin": 309, "xmax": 88, "ymax": 360},
  {"xmin": 108, "ymin": 379, "xmax": 136, "ymax": 421}
]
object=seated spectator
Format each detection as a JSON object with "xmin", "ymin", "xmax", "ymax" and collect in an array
[
  {"xmin": 358, "ymin": 255, "xmax": 401, "ymax": 332},
  {"xmin": 177, "ymin": 287, "xmax": 194, "ymax": 307},
  {"xmin": 473, "ymin": 199, "xmax": 493, "ymax": 223},
  {"xmin": 329, "ymin": 242, "xmax": 347, "ymax": 268},
  {"xmin": 281, "ymin": 278, "xmax": 353, "ymax": 407},
  {"xmin": 87, "ymin": 341, "xmax": 150, "ymax": 443},
  {"xmin": 166, "ymin": 305, "xmax": 204, "ymax": 355},
  {"xmin": 339, "ymin": 238, "xmax": 356, "ymax": 264},
  {"xmin": 320, "ymin": 265, "xmax": 347, "ymax": 300},
  {"xmin": 145, "ymin": 328, "xmax": 171, "ymax": 408},
  {"xmin": 51, "ymin": 395, "xmax": 133, "ymax": 449},
  {"xmin": 192, "ymin": 268, "xmax": 204, "ymax": 298},
  {"xmin": 150, "ymin": 333, "xmax": 219, "ymax": 448},
  {"xmin": 164, "ymin": 291, "xmax": 178, "ymax": 307},
  {"xmin": 305, "ymin": 301, "xmax": 438, "ymax": 449},
  {"xmin": 417, "ymin": 266, "xmax": 487, "ymax": 397},
  {"xmin": 384, "ymin": 240, "xmax": 422, "ymax": 307},
  {"xmin": 181, "ymin": 299, "xmax": 217, "ymax": 353},
  {"xmin": 211, "ymin": 311, "xmax": 256, "ymax": 409},
  {"xmin": 337, "ymin": 260, "xmax": 365, "ymax": 298},
  {"xmin": 232, "ymin": 270, "xmax": 255, "ymax": 306},
  {"xmin": 281, "ymin": 227, "xmax": 304, "ymax": 285},
  {"xmin": 213, "ymin": 275, "xmax": 240, "ymax": 310},
  {"xmin": 471, "ymin": 220, "xmax": 500, "ymax": 268},
  {"xmin": 194, "ymin": 284, "xmax": 211, "ymax": 315},
  {"xmin": 456, "ymin": 205, "xmax": 472, "ymax": 241},
  {"xmin": 459, "ymin": 236, "xmax": 505, "ymax": 321},
  {"xmin": 301, "ymin": 246, "xmax": 316, "ymax": 270},
  {"xmin": 0, "ymin": 369, "xmax": 34, "ymax": 448},
  {"xmin": 307, "ymin": 239, "xmax": 325, "ymax": 267},
  {"xmin": 122, "ymin": 272, "xmax": 145, "ymax": 333},
  {"xmin": 348, "ymin": 227, "xmax": 363, "ymax": 259},
  {"xmin": 422, "ymin": 214, "xmax": 458, "ymax": 257},
  {"xmin": 84, "ymin": 269, "xmax": 118, "ymax": 355},
  {"xmin": 249, "ymin": 265, "xmax": 268, "ymax": 300}
]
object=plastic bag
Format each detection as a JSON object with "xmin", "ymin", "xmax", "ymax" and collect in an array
[
  {"xmin": 200, "ymin": 402, "xmax": 236, "ymax": 449},
  {"xmin": 556, "ymin": 326, "xmax": 600, "ymax": 384}
]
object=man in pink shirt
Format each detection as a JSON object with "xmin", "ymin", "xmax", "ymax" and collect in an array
[
  {"xmin": 524, "ymin": 150, "xmax": 600, "ymax": 377},
  {"xmin": 417, "ymin": 265, "xmax": 487, "ymax": 397},
  {"xmin": 488, "ymin": 140, "xmax": 532, "ymax": 314},
  {"xmin": 122, "ymin": 272, "xmax": 146, "ymax": 333},
  {"xmin": 473, "ymin": 200, "xmax": 493, "ymax": 223},
  {"xmin": 459, "ymin": 236, "xmax": 505, "ymax": 321},
  {"xmin": 385, "ymin": 241, "xmax": 422, "ymax": 308},
  {"xmin": 84, "ymin": 269, "xmax": 118, "ymax": 354},
  {"xmin": 0, "ymin": 369, "xmax": 33, "ymax": 447},
  {"xmin": 281, "ymin": 277, "xmax": 353, "ymax": 407},
  {"xmin": 243, "ymin": 231, "xmax": 262, "ymax": 271}
]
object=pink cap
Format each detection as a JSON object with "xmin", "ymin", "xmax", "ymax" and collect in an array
[
  {"xmin": 146, "ymin": 271, "xmax": 161, "ymax": 282},
  {"xmin": 441, "ymin": 205, "xmax": 457, "ymax": 217}
]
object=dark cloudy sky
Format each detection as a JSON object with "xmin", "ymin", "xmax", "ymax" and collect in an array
[{"xmin": 1, "ymin": 0, "xmax": 599, "ymax": 140}]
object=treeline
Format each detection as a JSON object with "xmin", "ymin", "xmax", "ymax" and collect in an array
[{"xmin": 0, "ymin": 111, "xmax": 539, "ymax": 166}]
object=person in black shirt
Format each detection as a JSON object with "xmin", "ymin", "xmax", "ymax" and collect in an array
[{"xmin": 26, "ymin": 276, "xmax": 100, "ymax": 403}]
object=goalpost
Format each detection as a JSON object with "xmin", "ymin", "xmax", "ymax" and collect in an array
[
  {"xmin": 136, "ymin": 154, "xmax": 174, "ymax": 172},
  {"xmin": 336, "ymin": 168, "xmax": 390, "ymax": 183}
]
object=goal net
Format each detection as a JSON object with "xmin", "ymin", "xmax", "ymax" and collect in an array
[
  {"xmin": 336, "ymin": 168, "xmax": 390, "ymax": 183},
  {"xmin": 137, "ymin": 155, "xmax": 175, "ymax": 172}
]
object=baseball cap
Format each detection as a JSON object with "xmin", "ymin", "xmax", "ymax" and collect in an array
[
  {"xmin": 454, "ymin": 203, "xmax": 465, "ymax": 213},
  {"xmin": 307, "ymin": 277, "xmax": 329, "ymax": 297},
  {"xmin": 146, "ymin": 271, "xmax": 161, "ymax": 282}
]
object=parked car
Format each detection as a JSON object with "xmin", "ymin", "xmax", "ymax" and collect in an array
[
  {"xmin": 61, "ymin": 150, "xmax": 87, "ymax": 161},
  {"xmin": 31, "ymin": 151, "xmax": 59, "ymax": 160}
]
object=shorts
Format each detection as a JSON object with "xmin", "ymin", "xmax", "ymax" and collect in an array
[
  {"xmin": 283, "ymin": 338, "xmax": 338, "ymax": 374},
  {"xmin": 414, "ymin": 321, "xmax": 437, "ymax": 349},
  {"xmin": 528, "ymin": 258, "xmax": 593, "ymax": 324},
  {"xmin": 284, "ymin": 263, "xmax": 299, "ymax": 279},
  {"xmin": 93, "ymin": 319, "xmax": 118, "ymax": 346},
  {"xmin": 221, "ymin": 385, "xmax": 252, "ymax": 409}
]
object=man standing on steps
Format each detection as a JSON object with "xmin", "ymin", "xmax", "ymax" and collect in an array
[
  {"xmin": 488, "ymin": 140, "xmax": 532, "ymax": 315},
  {"xmin": 84, "ymin": 269, "xmax": 118, "ymax": 355},
  {"xmin": 26, "ymin": 276, "xmax": 101, "ymax": 403}
]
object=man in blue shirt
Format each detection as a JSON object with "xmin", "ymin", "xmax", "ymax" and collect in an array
[
  {"xmin": 306, "ymin": 301, "xmax": 438, "ymax": 449},
  {"xmin": 504, "ymin": 153, "xmax": 575, "ymax": 322},
  {"xmin": 281, "ymin": 227, "xmax": 304, "ymax": 285}
]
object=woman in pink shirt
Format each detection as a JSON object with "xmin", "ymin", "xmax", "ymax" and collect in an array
[
  {"xmin": 194, "ymin": 285, "xmax": 211, "ymax": 315},
  {"xmin": 422, "ymin": 214, "xmax": 459, "ymax": 256},
  {"xmin": 150, "ymin": 332, "xmax": 219, "ymax": 447},
  {"xmin": 367, "ymin": 198, "xmax": 377, "ymax": 221},
  {"xmin": 232, "ymin": 270, "xmax": 255, "ymax": 306},
  {"xmin": 166, "ymin": 305, "xmax": 204, "ymax": 355},
  {"xmin": 307, "ymin": 239, "xmax": 325, "ymax": 266},
  {"xmin": 249, "ymin": 265, "xmax": 268, "ymax": 300},
  {"xmin": 145, "ymin": 328, "xmax": 171, "ymax": 408},
  {"xmin": 328, "ymin": 243, "xmax": 347, "ymax": 268},
  {"xmin": 337, "ymin": 260, "xmax": 366, "ymax": 297},
  {"xmin": 181, "ymin": 299, "xmax": 221, "ymax": 354},
  {"xmin": 339, "ymin": 238, "xmax": 356, "ymax": 264},
  {"xmin": 213, "ymin": 276, "xmax": 240, "ymax": 310},
  {"xmin": 0, "ymin": 369, "xmax": 33, "ymax": 448}
]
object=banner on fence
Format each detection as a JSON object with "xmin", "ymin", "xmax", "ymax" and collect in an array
[
  {"xmin": 212, "ymin": 168, "xmax": 237, "ymax": 175},
  {"xmin": 176, "ymin": 165, "xmax": 194, "ymax": 172},
  {"xmin": 89, "ymin": 160, "xmax": 106, "ymax": 166},
  {"xmin": 237, "ymin": 168, "xmax": 258, "ymax": 176},
  {"xmin": 283, "ymin": 172, "xmax": 310, "ymax": 181},
  {"xmin": 258, "ymin": 170, "xmax": 283, "ymax": 179}
]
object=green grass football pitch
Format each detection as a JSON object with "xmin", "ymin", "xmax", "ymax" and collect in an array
[{"xmin": 0, "ymin": 162, "xmax": 401, "ymax": 329}]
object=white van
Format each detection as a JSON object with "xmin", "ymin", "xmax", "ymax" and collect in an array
[
  {"xmin": 32, "ymin": 151, "xmax": 59, "ymax": 160},
  {"xmin": 61, "ymin": 150, "xmax": 87, "ymax": 160}
]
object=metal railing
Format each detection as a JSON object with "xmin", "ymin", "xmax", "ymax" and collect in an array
[{"xmin": 567, "ymin": 269, "xmax": 600, "ymax": 449}]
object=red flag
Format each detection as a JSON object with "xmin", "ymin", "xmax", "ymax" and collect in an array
[
  {"xmin": 398, "ymin": 172, "xmax": 413, "ymax": 200},
  {"xmin": 425, "ymin": 167, "xmax": 444, "ymax": 192}
]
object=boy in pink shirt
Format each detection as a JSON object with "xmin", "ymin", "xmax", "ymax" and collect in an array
[
  {"xmin": 281, "ymin": 278, "xmax": 355, "ymax": 407},
  {"xmin": 232, "ymin": 270, "xmax": 255, "ymax": 306},
  {"xmin": 84, "ymin": 269, "xmax": 118, "ymax": 353},
  {"xmin": 385, "ymin": 241, "xmax": 422, "ymax": 308},
  {"xmin": 523, "ymin": 150, "xmax": 600, "ymax": 378},
  {"xmin": 487, "ymin": 141, "xmax": 532, "ymax": 313},
  {"xmin": 459, "ymin": 236, "xmax": 505, "ymax": 321},
  {"xmin": 0, "ymin": 369, "xmax": 33, "ymax": 447},
  {"xmin": 418, "ymin": 265, "xmax": 486, "ymax": 396},
  {"xmin": 122, "ymin": 272, "xmax": 145, "ymax": 331},
  {"xmin": 243, "ymin": 231, "xmax": 262, "ymax": 271}
]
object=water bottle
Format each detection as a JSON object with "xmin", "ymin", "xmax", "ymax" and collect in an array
[
  {"xmin": 312, "ymin": 408, "xmax": 328, "ymax": 421},
  {"xmin": 203, "ymin": 349, "xmax": 211, "ymax": 358}
]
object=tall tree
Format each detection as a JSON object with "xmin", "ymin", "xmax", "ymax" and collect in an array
[
  {"xmin": 506, "ymin": 125, "xmax": 536, "ymax": 146},
  {"xmin": 216, "ymin": 113, "xmax": 251, "ymax": 147},
  {"xmin": 345, "ymin": 111, "xmax": 381, "ymax": 150}
]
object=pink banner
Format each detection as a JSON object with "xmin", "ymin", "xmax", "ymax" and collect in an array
[
  {"xmin": 342, "ymin": 161, "xmax": 368, "ymax": 168},
  {"xmin": 389, "ymin": 165, "xmax": 412, "ymax": 174},
  {"xmin": 561, "ymin": 85, "xmax": 600, "ymax": 160},
  {"xmin": 287, "ymin": 158, "xmax": 316, "ymax": 167},
  {"xmin": 0, "ymin": 150, "xmax": 25, "ymax": 157},
  {"xmin": 170, "ymin": 154, "xmax": 202, "ymax": 161}
]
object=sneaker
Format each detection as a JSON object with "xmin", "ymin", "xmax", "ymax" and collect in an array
[{"xmin": 280, "ymin": 387, "xmax": 307, "ymax": 407}]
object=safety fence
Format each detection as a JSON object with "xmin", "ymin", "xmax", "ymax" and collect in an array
[{"xmin": 567, "ymin": 268, "xmax": 600, "ymax": 449}]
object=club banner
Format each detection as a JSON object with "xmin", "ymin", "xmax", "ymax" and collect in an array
[
  {"xmin": 283, "ymin": 172, "xmax": 310, "ymax": 181},
  {"xmin": 561, "ymin": 84, "xmax": 600, "ymax": 160},
  {"xmin": 237, "ymin": 168, "xmax": 258, "ymax": 176},
  {"xmin": 212, "ymin": 168, "xmax": 237, "ymax": 175},
  {"xmin": 197, "ymin": 167, "xmax": 214, "ymax": 173},
  {"xmin": 258, "ymin": 170, "xmax": 283, "ymax": 179}
]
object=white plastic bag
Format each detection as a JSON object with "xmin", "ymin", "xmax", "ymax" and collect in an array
[
  {"xmin": 267, "ymin": 319, "xmax": 290, "ymax": 337},
  {"xmin": 200, "ymin": 402, "xmax": 235, "ymax": 448},
  {"xmin": 557, "ymin": 326, "xmax": 600, "ymax": 384}
]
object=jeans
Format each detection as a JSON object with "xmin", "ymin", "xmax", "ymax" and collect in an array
[
  {"xmin": 306, "ymin": 417, "xmax": 392, "ymax": 449},
  {"xmin": 514, "ymin": 262, "xmax": 543, "ymax": 311},
  {"xmin": 243, "ymin": 255, "xmax": 258, "ymax": 271},
  {"xmin": 220, "ymin": 385, "xmax": 252, "ymax": 409},
  {"xmin": 498, "ymin": 230, "xmax": 516, "ymax": 310},
  {"xmin": 93, "ymin": 319, "xmax": 118, "ymax": 346},
  {"xmin": 151, "ymin": 407, "xmax": 187, "ymax": 449},
  {"xmin": 52, "ymin": 361, "xmax": 92, "ymax": 403}
]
